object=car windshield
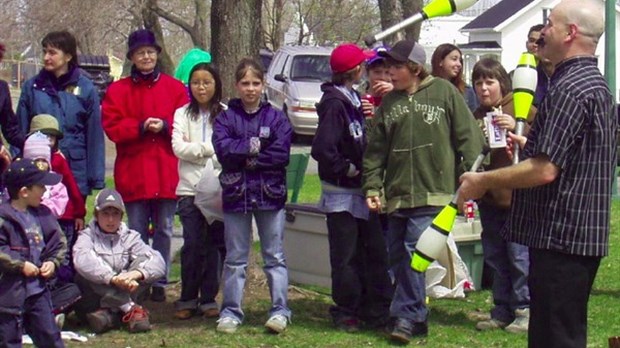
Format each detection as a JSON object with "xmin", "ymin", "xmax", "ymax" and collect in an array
[{"xmin": 290, "ymin": 55, "xmax": 331, "ymax": 82}]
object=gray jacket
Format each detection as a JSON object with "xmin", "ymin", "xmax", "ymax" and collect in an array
[{"xmin": 73, "ymin": 220, "xmax": 165, "ymax": 285}]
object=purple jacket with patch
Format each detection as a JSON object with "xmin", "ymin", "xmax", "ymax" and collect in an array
[{"xmin": 212, "ymin": 99, "xmax": 292, "ymax": 213}]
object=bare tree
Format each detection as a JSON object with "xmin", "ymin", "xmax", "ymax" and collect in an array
[
  {"xmin": 377, "ymin": 0, "xmax": 424, "ymax": 46},
  {"xmin": 152, "ymin": 0, "xmax": 210, "ymax": 49},
  {"xmin": 401, "ymin": 0, "xmax": 423, "ymax": 41},
  {"xmin": 211, "ymin": 0, "xmax": 263, "ymax": 100},
  {"xmin": 263, "ymin": 0, "xmax": 291, "ymax": 51}
]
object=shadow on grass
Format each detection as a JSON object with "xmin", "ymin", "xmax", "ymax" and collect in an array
[{"xmin": 591, "ymin": 288, "xmax": 620, "ymax": 298}]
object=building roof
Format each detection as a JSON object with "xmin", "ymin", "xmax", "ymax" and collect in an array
[{"xmin": 461, "ymin": 0, "xmax": 536, "ymax": 30}]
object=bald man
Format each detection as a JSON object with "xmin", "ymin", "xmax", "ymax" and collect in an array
[{"xmin": 458, "ymin": 1, "xmax": 617, "ymax": 347}]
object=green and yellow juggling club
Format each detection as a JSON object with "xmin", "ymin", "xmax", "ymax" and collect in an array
[
  {"xmin": 364, "ymin": 0, "xmax": 480, "ymax": 46},
  {"xmin": 511, "ymin": 52, "xmax": 537, "ymax": 164},
  {"xmin": 411, "ymin": 145, "xmax": 490, "ymax": 273}
]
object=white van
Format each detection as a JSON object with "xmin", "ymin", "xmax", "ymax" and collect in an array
[{"xmin": 265, "ymin": 46, "xmax": 333, "ymax": 136}]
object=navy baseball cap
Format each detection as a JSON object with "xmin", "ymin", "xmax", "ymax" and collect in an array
[{"xmin": 3, "ymin": 158, "xmax": 62, "ymax": 189}]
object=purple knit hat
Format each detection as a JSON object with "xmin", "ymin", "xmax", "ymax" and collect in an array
[
  {"xmin": 23, "ymin": 132, "xmax": 51, "ymax": 164},
  {"xmin": 126, "ymin": 29, "xmax": 162, "ymax": 59}
]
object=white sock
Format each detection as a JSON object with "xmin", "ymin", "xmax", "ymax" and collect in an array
[{"xmin": 120, "ymin": 302, "xmax": 135, "ymax": 313}]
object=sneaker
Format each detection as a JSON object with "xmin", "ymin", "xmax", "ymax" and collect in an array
[
  {"xmin": 334, "ymin": 317, "xmax": 360, "ymax": 333},
  {"xmin": 122, "ymin": 305, "xmax": 151, "ymax": 333},
  {"xmin": 390, "ymin": 318, "xmax": 413, "ymax": 344},
  {"xmin": 265, "ymin": 314, "xmax": 288, "ymax": 334},
  {"xmin": 55, "ymin": 313, "xmax": 66, "ymax": 330},
  {"xmin": 411, "ymin": 321, "xmax": 429, "ymax": 337},
  {"xmin": 174, "ymin": 308, "xmax": 195, "ymax": 320},
  {"xmin": 467, "ymin": 310, "xmax": 491, "ymax": 322},
  {"xmin": 150, "ymin": 287, "xmax": 166, "ymax": 302},
  {"xmin": 202, "ymin": 307, "xmax": 220, "ymax": 318},
  {"xmin": 505, "ymin": 308, "xmax": 529, "ymax": 334},
  {"xmin": 475, "ymin": 318, "xmax": 509, "ymax": 331},
  {"xmin": 86, "ymin": 309, "xmax": 118, "ymax": 334},
  {"xmin": 217, "ymin": 317, "xmax": 241, "ymax": 334}
]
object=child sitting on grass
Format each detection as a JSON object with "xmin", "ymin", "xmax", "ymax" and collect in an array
[{"xmin": 73, "ymin": 188, "xmax": 165, "ymax": 334}]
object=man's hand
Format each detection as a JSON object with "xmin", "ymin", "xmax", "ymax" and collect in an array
[
  {"xmin": 366, "ymin": 196, "xmax": 382, "ymax": 212},
  {"xmin": 22, "ymin": 261, "xmax": 39, "ymax": 277},
  {"xmin": 457, "ymin": 172, "xmax": 488, "ymax": 211},
  {"xmin": 39, "ymin": 261, "xmax": 56, "ymax": 278}
]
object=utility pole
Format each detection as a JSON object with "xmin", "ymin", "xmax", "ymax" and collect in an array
[{"xmin": 605, "ymin": 0, "xmax": 618, "ymax": 198}]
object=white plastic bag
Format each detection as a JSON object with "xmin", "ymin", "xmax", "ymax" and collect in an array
[
  {"xmin": 425, "ymin": 234, "xmax": 475, "ymax": 299},
  {"xmin": 194, "ymin": 158, "xmax": 224, "ymax": 224}
]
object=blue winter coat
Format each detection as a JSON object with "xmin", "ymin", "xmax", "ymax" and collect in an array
[
  {"xmin": 212, "ymin": 99, "xmax": 292, "ymax": 213},
  {"xmin": 0, "ymin": 203, "xmax": 67, "ymax": 314},
  {"xmin": 16, "ymin": 68, "xmax": 105, "ymax": 196}
]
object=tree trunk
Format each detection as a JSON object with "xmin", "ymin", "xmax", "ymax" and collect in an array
[
  {"xmin": 143, "ymin": 0, "xmax": 174, "ymax": 75},
  {"xmin": 211, "ymin": 0, "xmax": 263, "ymax": 101},
  {"xmin": 153, "ymin": 0, "xmax": 209, "ymax": 49},
  {"xmin": 377, "ymin": 0, "xmax": 402, "ymax": 46},
  {"xmin": 400, "ymin": 0, "xmax": 423, "ymax": 41},
  {"xmin": 378, "ymin": 0, "xmax": 423, "ymax": 46}
]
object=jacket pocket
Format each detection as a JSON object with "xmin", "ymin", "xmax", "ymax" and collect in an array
[
  {"xmin": 219, "ymin": 172, "xmax": 245, "ymax": 202},
  {"xmin": 262, "ymin": 171, "xmax": 286, "ymax": 200}
]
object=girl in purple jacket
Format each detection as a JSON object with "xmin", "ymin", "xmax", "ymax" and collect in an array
[{"xmin": 212, "ymin": 58, "xmax": 292, "ymax": 334}]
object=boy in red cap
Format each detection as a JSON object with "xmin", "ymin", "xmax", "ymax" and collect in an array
[{"xmin": 311, "ymin": 43, "xmax": 392, "ymax": 332}]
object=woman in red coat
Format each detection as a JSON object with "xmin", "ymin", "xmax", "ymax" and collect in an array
[{"xmin": 102, "ymin": 29, "xmax": 188, "ymax": 302}]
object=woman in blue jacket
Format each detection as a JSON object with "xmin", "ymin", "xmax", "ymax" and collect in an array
[
  {"xmin": 212, "ymin": 58, "xmax": 292, "ymax": 335},
  {"xmin": 16, "ymin": 30, "xmax": 105, "ymax": 201}
]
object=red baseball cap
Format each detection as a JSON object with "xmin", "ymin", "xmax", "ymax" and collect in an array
[{"xmin": 330, "ymin": 43, "xmax": 374, "ymax": 73}]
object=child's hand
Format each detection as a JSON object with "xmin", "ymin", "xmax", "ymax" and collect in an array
[
  {"xmin": 39, "ymin": 261, "xmax": 56, "ymax": 279},
  {"xmin": 22, "ymin": 261, "xmax": 40, "ymax": 277},
  {"xmin": 494, "ymin": 113, "xmax": 516, "ymax": 131},
  {"xmin": 75, "ymin": 218, "xmax": 85, "ymax": 231}
]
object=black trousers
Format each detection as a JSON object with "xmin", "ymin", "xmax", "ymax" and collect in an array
[
  {"xmin": 528, "ymin": 248, "xmax": 601, "ymax": 348},
  {"xmin": 326, "ymin": 211, "xmax": 393, "ymax": 322}
]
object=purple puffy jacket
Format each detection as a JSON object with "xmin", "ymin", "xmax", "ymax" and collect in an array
[{"xmin": 212, "ymin": 99, "xmax": 292, "ymax": 213}]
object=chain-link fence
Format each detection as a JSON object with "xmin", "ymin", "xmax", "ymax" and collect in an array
[{"xmin": 0, "ymin": 59, "xmax": 40, "ymax": 91}]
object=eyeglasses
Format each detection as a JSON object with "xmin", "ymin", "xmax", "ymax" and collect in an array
[
  {"xmin": 190, "ymin": 80, "xmax": 215, "ymax": 88},
  {"xmin": 133, "ymin": 49, "xmax": 158, "ymax": 57}
]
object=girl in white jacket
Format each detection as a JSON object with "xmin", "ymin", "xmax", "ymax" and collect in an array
[{"xmin": 171, "ymin": 62, "xmax": 227, "ymax": 320}]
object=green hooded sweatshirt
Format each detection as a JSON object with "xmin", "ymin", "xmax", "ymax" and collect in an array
[{"xmin": 362, "ymin": 76, "xmax": 485, "ymax": 213}]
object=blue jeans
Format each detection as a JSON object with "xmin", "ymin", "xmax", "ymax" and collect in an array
[
  {"xmin": 176, "ymin": 196, "xmax": 226, "ymax": 310},
  {"xmin": 125, "ymin": 199, "xmax": 176, "ymax": 287},
  {"xmin": 0, "ymin": 290, "xmax": 64, "ymax": 348},
  {"xmin": 387, "ymin": 207, "xmax": 440, "ymax": 324},
  {"xmin": 479, "ymin": 202, "xmax": 529, "ymax": 323},
  {"xmin": 220, "ymin": 209, "xmax": 291, "ymax": 322}
]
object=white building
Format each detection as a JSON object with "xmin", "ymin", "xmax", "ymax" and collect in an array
[{"xmin": 459, "ymin": 0, "xmax": 620, "ymax": 98}]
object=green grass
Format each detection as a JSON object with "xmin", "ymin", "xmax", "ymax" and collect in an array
[{"xmin": 69, "ymin": 178, "xmax": 620, "ymax": 347}]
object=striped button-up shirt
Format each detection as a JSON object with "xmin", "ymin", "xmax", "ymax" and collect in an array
[{"xmin": 503, "ymin": 56, "xmax": 618, "ymax": 257}]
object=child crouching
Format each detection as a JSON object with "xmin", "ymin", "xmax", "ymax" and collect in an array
[
  {"xmin": 0, "ymin": 159, "xmax": 66, "ymax": 347},
  {"xmin": 73, "ymin": 188, "xmax": 165, "ymax": 334}
]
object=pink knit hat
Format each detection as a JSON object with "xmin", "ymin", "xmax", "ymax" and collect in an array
[{"xmin": 23, "ymin": 131, "xmax": 51, "ymax": 164}]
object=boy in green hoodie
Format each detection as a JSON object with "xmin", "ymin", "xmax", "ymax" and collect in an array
[{"xmin": 362, "ymin": 40, "xmax": 484, "ymax": 344}]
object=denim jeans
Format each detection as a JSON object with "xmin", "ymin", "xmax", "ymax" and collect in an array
[
  {"xmin": 125, "ymin": 199, "xmax": 176, "ymax": 287},
  {"xmin": 175, "ymin": 196, "xmax": 226, "ymax": 310},
  {"xmin": 0, "ymin": 290, "xmax": 63, "ymax": 348},
  {"xmin": 219, "ymin": 209, "xmax": 291, "ymax": 322},
  {"xmin": 479, "ymin": 202, "xmax": 530, "ymax": 323},
  {"xmin": 326, "ymin": 211, "xmax": 392, "ymax": 322},
  {"xmin": 387, "ymin": 207, "xmax": 440, "ymax": 324}
]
